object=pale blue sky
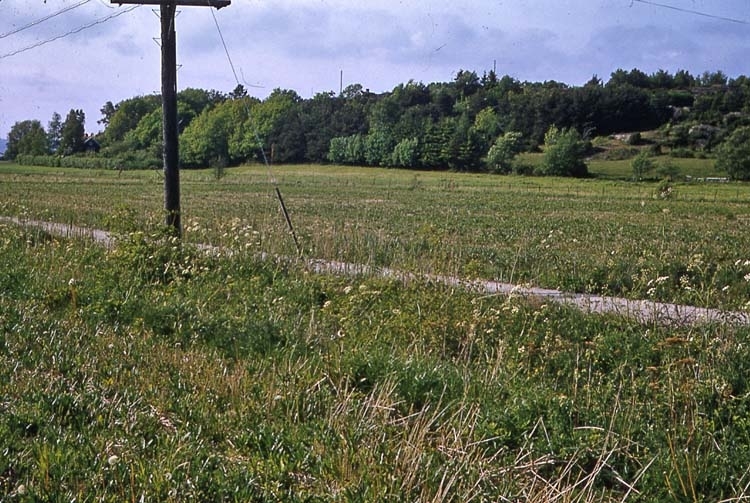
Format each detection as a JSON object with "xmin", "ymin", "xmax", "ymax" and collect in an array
[{"xmin": 1, "ymin": 0, "xmax": 749, "ymax": 136}]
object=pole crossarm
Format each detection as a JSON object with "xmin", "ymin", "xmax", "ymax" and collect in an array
[{"xmin": 111, "ymin": 0, "xmax": 230, "ymax": 8}]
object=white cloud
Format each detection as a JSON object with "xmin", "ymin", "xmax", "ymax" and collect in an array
[{"xmin": 1, "ymin": 0, "xmax": 750, "ymax": 135}]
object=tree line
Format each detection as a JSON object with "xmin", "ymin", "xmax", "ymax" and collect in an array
[{"xmin": 5, "ymin": 67, "xmax": 750, "ymax": 177}]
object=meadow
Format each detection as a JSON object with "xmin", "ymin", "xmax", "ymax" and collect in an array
[
  {"xmin": 2, "ymin": 159, "xmax": 749, "ymax": 309},
  {"xmin": 2, "ymin": 162, "xmax": 750, "ymax": 501}
]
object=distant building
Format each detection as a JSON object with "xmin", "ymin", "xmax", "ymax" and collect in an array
[{"xmin": 83, "ymin": 136, "xmax": 101, "ymax": 153}]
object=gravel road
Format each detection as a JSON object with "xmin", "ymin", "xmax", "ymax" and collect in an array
[{"xmin": 4, "ymin": 216, "xmax": 748, "ymax": 327}]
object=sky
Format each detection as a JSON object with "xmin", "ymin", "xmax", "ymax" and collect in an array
[{"xmin": 1, "ymin": 0, "xmax": 749, "ymax": 138}]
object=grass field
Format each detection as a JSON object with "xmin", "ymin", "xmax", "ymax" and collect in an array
[
  {"xmin": 2, "ymin": 161, "xmax": 749, "ymax": 309},
  {"xmin": 2, "ymin": 162, "xmax": 750, "ymax": 500}
]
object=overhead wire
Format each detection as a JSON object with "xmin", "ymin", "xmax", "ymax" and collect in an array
[
  {"xmin": 207, "ymin": 3, "xmax": 303, "ymax": 256},
  {"xmin": 0, "ymin": 4, "xmax": 140, "ymax": 60},
  {"xmin": 0, "ymin": 0, "xmax": 93, "ymax": 40},
  {"xmin": 631, "ymin": 0, "xmax": 749, "ymax": 25},
  {"xmin": 207, "ymin": 6, "xmax": 273, "ymax": 179}
]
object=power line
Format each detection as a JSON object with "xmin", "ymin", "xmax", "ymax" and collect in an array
[
  {"xmin": 208, "ymin": 4, "xmax": 273, "ymax": 179},
  {"xmin": 208, "ymin": 6, "xmax": 240, "ymax": 87},
  {"xmin": 0, "ymin": 0, "xmax": 93, "ymax": 40},
  {"xmin": 631, "ymin": 0, "xmax": 749, "ymax": 25},
  {"xmin": 207, "ymin": 4, "xmax": 303, "ymax": 256},
  {"xmin": 0, "ymin": 4, "xmax": 140, "ymax": 60}
]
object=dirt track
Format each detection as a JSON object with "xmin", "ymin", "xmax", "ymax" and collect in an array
[{"xmin": 4, "ymin": 216, "xmax": 748, "ymax": 327}]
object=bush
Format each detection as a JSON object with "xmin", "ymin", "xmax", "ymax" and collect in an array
[
  {"xmin": 669, "ymin": 147, "xmax": 695, "ymax": 158},
  {"xmin": 539, "ymin": 126, "xmax": 588, "ymax": 177},
  {"xmin": 486, "ymin": 131, "xmax": 523, "ymax": 174},
  {"xmin": 14, "ymin": 153, "xmax": 158, "ymax": 170},
  {"xmin": 390, "ymin": 137, "xmax": 420, "ymax": 168},
  {"xmin": 716, "ymin": 126, "xmax": 750, "ymax": 180},
  {"xmin": 328, "ymin": 134, "xmax": 365, "ymax": 165},
  {"xmin": 631, "ymin": 151, "xmax": 655, "ymax": 180}
]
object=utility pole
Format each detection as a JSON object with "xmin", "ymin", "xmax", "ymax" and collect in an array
[{"xmin": 112, "ymin": 0, "xmax": 230, "ymax": 236}]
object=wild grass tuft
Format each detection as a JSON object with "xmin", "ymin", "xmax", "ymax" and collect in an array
[{"xmin": 2, "ymin": 218, "xmax": 750, "ymax": 500}]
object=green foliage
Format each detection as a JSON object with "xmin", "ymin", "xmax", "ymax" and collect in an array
[
  {"xmin": 177, "ymin": 87, "xmax": 225, "ymax": 127},
  {"xmin": 13, "ymin": 66, "xmax": 750, "ymax": 172},
  {"xmin": 486, "ymin": 131, "xmax": 523, "ymax": 174},
  {"xmin": 101, "ymin": 95, "xmax": 161, "ymax": 146},
  {"xmin": 655, "ymin": 178, "xmax": 675, "ymax": 199},
  {"xmin": 327, "ymin": 136, "xmax": 349, "ymax": 164},
  {"xmin": 390, "ymin": 137, "xmax": 420, "ymax": 168},
  {"xmin": 540, "ymin": 125, "xmax": 588, "ymax": 177},
  {"xmin": 59, "ymin": 109, "xmax": 86, "ymax": 155},
  {"xmin": 472, "ymin": 107, "xmax": 502, "ymax": 143},
  {"xmin": 655, "ymin": 158, "xmax": 682, "ymax": 180},
  {"xmin": 327, "ymin": 134, "xmax": 365, "ymax": 165},
  {"xmin": 15, "ymin": 151, "xmax": 159, "ymax": 171},
  {"xmin": 631, "ymin": 151, "xmax": 655, "ymax": 180},
  {"xmin": 419, "ymin": 119, "xmax": 452, "ymax": 169},
  {"xmin": 5, "ymin": 120, "xmax": 48, "ymax": 160},
  {"xmin": 47, "ymin": 112, "xmax": 62, "ymax": 153},
  {"xmin": 180, "ymin": 100, "xmax": 239, "ymax": 168},
  {"xmin": 716, "ymin": 126, "xmax": 750, "ymax": 180},
  {"xmin": 267, "ymin": 108, "xmax": 307, "ymax": 164},
  {"xmin": 364, "ymin": 129, "xmax": 395, "ymax": 167},
  {"xmin": 235, "ymin": 89, "xmax": 301, "ymax": 162},
  {"xmin": 123, "ymin": 108, "xmax": 161, "ymax": 150}
]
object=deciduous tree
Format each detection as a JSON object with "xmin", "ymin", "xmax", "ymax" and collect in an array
[
  {"xmin": 631, "ymin": 151, "xmax": 655, "ymax": 180},
  {"xmin": 102, "ymin": 95, "xmax": 160, "ymax": 146},
  {"xmin": 486, "ymin": 131, "xmax": 523, "ymax": 174},
  {"xmin": 5, "ymin": 120, "xmax": 48, "ymax": 159},
  {"xmin": 540, "ymin": 125, "xmax": 588, "ymax": 177},
  {"xmin": 716, "ymin": 126, "xmax": 750, "ymax": 180},
  {"xmin": 59, "ymin": 109, "xmax": 86, "ymax": 155}
]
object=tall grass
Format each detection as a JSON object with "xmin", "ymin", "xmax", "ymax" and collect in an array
[
  {"xmin": 5, "ymin": 163, "xmax": 750, "ymax": 309},
  {"xmin": 2, "ymin": 219, "xmax": 750, "ymax": 500}
]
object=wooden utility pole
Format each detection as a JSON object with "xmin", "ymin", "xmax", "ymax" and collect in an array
[{"xmin": 112, "ymin": 0, "xmax": 230, "ymax": 236}]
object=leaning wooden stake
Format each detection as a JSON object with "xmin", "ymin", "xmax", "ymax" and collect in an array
[{"xmin": 275, "ymin": 187, "xmax": 303, "ymax": 256}]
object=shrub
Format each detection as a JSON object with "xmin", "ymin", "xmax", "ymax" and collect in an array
[
  {"xmin": 14, "ymin": 153, "xmax": 155, "ymax": 170},
  {"xmin": 486, "ymin": 131, "xmax": 523, "ymax": 174},
  {"xmin": 390, "ymin": 137, "xmax": 420, "ymax": 168},
  {"xmin": 539, "ymin": 126, "xmax": 588, "ymax": 177},
  {"xmin": 716, "ymin": 126, "xmax": 750, "ymax": 180},
  {"xmin": 669, "ymin": 147, "xmax": 695, "ymax": 158},
  {"xmin": 631, "ymin": 151, "xmax": 655, "ymax": 180}
]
